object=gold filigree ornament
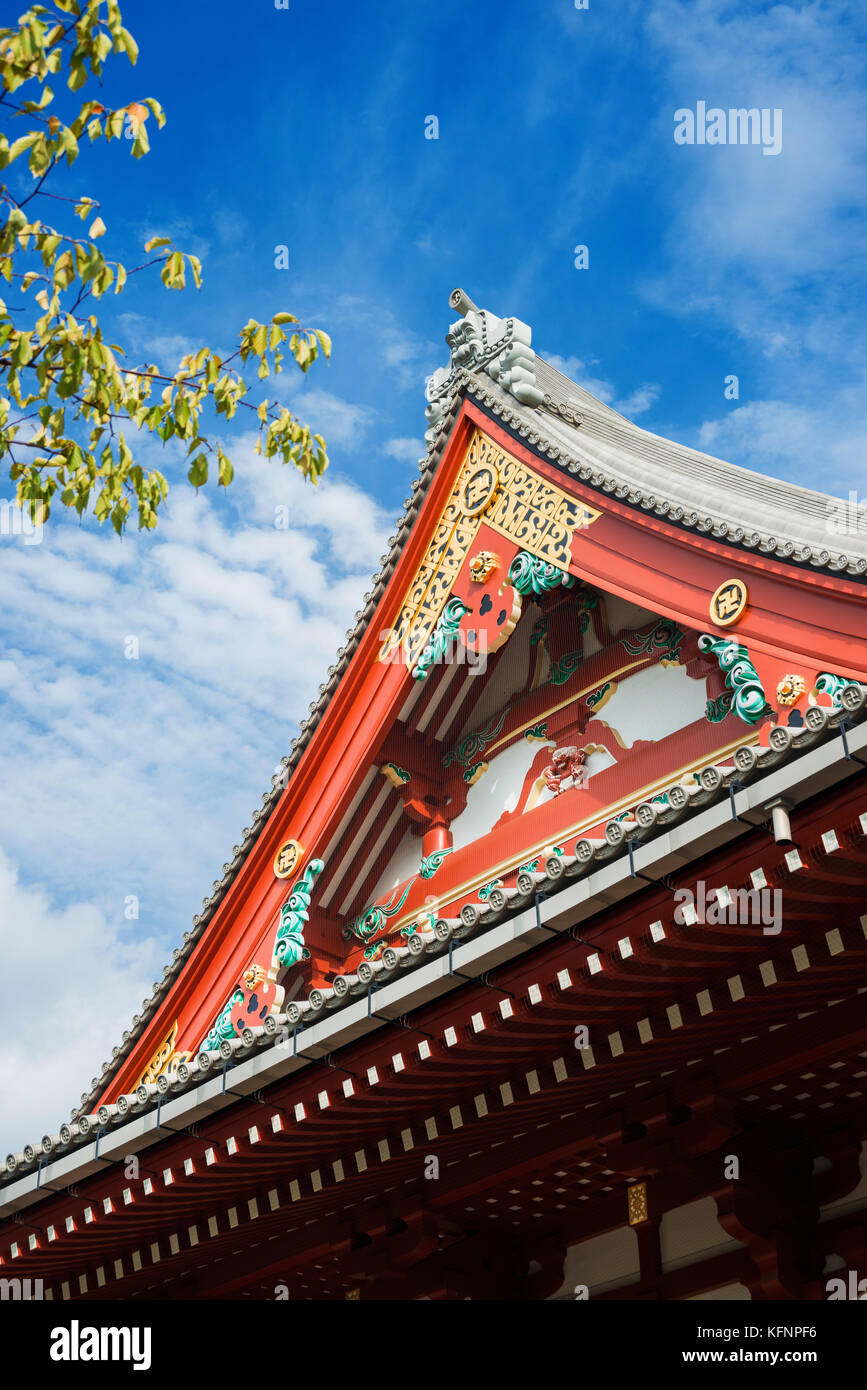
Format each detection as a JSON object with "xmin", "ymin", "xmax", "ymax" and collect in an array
[
  {"xmin": 379, "ymin": 429, "xmax": 602, "ymax": 672},
  {"xmin": 469, "ymin": 551, "xmax": 499, "ymax": 583},
  {"xmin": 627, "ymin": 1180, "xmax": 648, "ymax": 1226},
  {"xmin": 136, "ymin": 1021, "xmax": 190, "ymax": 1087},
  {"xmin": 777, "ymin": 673, "xmax": 805, "ymax": 707}
]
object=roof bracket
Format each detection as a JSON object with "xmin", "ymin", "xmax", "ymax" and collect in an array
[
  {"xmin": 533, "ymin": 891, "xmax": 589, "ymax": 945},
  {"xmin": 155, "ymin": 1095, "xmax": 203, "ymax": 1136},
  {"xmin": 728, "ymin": 779, "xmax": 774, "ymax": 831},
  {"xmin": 627, "ymin": 838, "xmax": 679, "ymax": 893},
  {"xmin": 447, "ymin": 939, "xmax": 516, "ymax": 997},
  {"xmin": 839, "ymin": 717, "xmax": 867, "ymax": 765},
  {"xmin": 363, "ymin": 1002, "xmax": 434, "ymax": 1040}
]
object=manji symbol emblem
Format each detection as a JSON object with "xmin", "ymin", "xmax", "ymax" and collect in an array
[
  {"xmin": 274, "ymin": 838, "xmax": 304, "ymax": 879},
  {"xmin": 462, "ymin": 463, "xmax": 499, "ymax": 516},
  {"xmin": 380, "ymin": 430, "xmax": 602, "ymax": 669},
  {"xmin": 710, "ymin": 577, "xmax": 748, "ymax": 627}
]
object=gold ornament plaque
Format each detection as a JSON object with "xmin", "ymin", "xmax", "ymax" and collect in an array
[
  {"xmin": 380, "ymin": 430, "xmax": 602, "ymax": 670},
  {"xmin": 777, "ymin": 674, "xmax": 805, "ymax": 706},
  {"xmin": 274, "ymin": 838, "xmax": 304, "ymax": 879},
  {"xmin": 627, "ymin": 1180, "xmax": 648, "ymax": 1226},
  {"xmin": 469, "ymin": 550, "xmax": 499, "ymax": 583},
  {"xmin": 710, "ymin": 578, "xmax": 748, "ymax": 627}
]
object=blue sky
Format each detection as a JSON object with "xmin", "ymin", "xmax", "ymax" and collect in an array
[{"xmin": 2, "ymin": 0, "xmax": 866, "ymax": 1149}]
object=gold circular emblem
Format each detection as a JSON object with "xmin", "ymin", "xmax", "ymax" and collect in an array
[
  {"xmin": 274, "ymin": 839, "xmax": 304, "ymax": 879},
  {"xmin": 461, "ymin": 463, "xmax": 499, "ymax": 517},
  {"xmin": 710, "ymin": 578, "xmax": 748, "ymax": 627}
]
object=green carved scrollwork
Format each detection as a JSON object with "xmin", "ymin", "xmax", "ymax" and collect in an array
[
  {"xmin": 478, "ymin": 878, "xmax": 504, "ymax": 900},
  {"xmin": 586, "ymin": 681, "xmax": 612, "ymax": 709},
  {"xmin": 275, "ymin": 858, "xmax": 324, "ymax": 968},
  {"xmin": 815, "ymin": 672, "xmax": 860, "ymax": 708},
  {"xmin": 698, "ymin": 635, "xmax": 770, "ymax": 725},
  {"xmin": 508, "ymin": 551, "xmax": 575, "ymax": 596},
  {"xmin": 516, "ymin": 839, "xmax": 566, "ymax": 872},
  {"xmin": 420, "ymin": 847, "xmax": 452, "ymax": 879},
  {"xmin": 202, "ymin": 987, "xmax": 245, "ymax": 1052},
  {"xmin": 530, "ymin": 615, "xmax": 548, "ymax": 647},
  {"xmin": 343, "ymin": 880, "xmax": 413, "ymax": 945},
  {"xmin": 705, "ymin": 689, "xmax": 734, "ymax": 723},
  {"xmin": 574, "ymin": 586, "xmax": 599, "ymax": 635},
  {"xmin": 412, "ymin": 596, "xmax": 470, "ymax": 681},
  {"xmin": 621, "ymin": 619, "xmax": 683, "ymax": 662},
  {"xmin": 443, "ymin": 708, "xmax": 508, "ymax": 769},
  {"xmin": 201, "ymin": 858, "xmax": 324, "ymax": 1052},
  {"xmin": 548, "ymin": 651, "xmax": 582, "ymax": 685}
]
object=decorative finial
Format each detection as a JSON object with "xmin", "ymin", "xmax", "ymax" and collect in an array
[
  {"xmin": 449, "ymin": 287, "xmax": 479, "ymax": 315},
  {"xmin": 424, "ymin": 293, "xmax": 544, "ymax": 447}
]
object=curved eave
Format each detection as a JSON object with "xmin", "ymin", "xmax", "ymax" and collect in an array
[
  {"xmin": 69, "ymin": 363, "xmax": 866, "ymax": 1118},
  {"xmin": 5, "ymin": 689, "xmax": 867, "ymax": 1196}
]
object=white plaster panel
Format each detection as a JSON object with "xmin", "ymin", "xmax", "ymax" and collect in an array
[
  {"xmin": 660, "ymin": 1196, "xmax": 747, "ymax": 1273},
  {"xmin": 598, "ymin": 662, "xmax": 707, "ymax": 749},
  {"xmin": 450, "ymin": 737, "xmax": 549, "ymax": 850},
  {"xmin": 366, "ymin": 828, "xmax": 422, "ymax": 903},
  {"xmin": 550, "ymin": 1225, "xmax": 640, "ymax": 1298}
]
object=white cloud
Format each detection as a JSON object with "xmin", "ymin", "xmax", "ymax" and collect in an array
[
  {"xmin": 694, "ymin": 393, "xmax": 867, "ymax": 497},
  {"xmin": 544, "ymin": 353, "xmax": 616, "ymax": 404},
  {"xmin": 615, "ymin": 384, "xmax": 661, "ymax": 418},
  {"xmin": 384, "ymin": 436, "xmax": 424, "ymax": 462},
  {"xmin": 331, "ymin": 295, "xmax": 439, "ymax": 392},
  {"xmin": 543, "ymin": 353, "xmax": 660, "ymax": 418},
  {"xmin": 0, "ymin": 438, "xmax": 395, "ymax": 1148},
  {"xmin": 641, "ymin": 0, "xmax": 867, "ymax": 362},
  {"xmin": 0, "ymin": 848, "xmax": 162, "ymax": 1151}
]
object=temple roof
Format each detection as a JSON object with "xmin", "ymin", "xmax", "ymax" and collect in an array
[
  {"xmin": 426, "ymin": 289, "xmax": 867, "ymax": 573},
  {"xmin": 64, "ymin": 289, "xmax": 867, "ymax": 1124},
  {"xmin": 5, "ymin": 689, "xmax": 867, "ymax": 1190}
]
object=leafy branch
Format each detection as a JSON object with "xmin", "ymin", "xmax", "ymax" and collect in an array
[{"xmin": 0, "ymin": 0, "xmax": 331, "ymax": 534}]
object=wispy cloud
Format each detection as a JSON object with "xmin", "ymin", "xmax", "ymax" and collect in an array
[
  {"xmin": 384, "ymin": 436, "xmax": 424, "ymax": 462},
  {"xmin": 0, "ymin": 439, "xmax": 393, "ymax": 1149},
  {"xmin": 544, "ymin": 353, "xmax": 660, "ymax": 418}
]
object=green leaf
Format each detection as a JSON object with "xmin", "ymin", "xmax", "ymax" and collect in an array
[
  {"xmin": 187, "ymin": 455, "xmax": 207, "ymax": 488},
  {"xmin": 217, "ymin": 449, "xmax": 233, "ymax": 486},
  {"xmin": 115, "ymin": 27, "xmax": 139, "ymax": 63}
]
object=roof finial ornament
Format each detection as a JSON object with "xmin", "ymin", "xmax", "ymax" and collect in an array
[
  {"xmin": 449, "ymin": 287, "xmax": 479, "ymax": 316},
  {"xmin": 425, "ymin": 290, "xmax": 544, "ymax": 447}
]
